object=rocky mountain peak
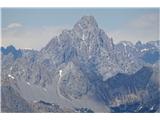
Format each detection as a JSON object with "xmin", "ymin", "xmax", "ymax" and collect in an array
[
  {"xmin": 119, "ymin": 41, "xmax": 133, "ymax": 47},
  {"xmin": 1, "ymin": 45, "xmax": 22, "ymax": 59},
  {"xmin": 135, "ymin": 41, "xmax": 142, "ymax": 46},
  {"xmin": 1, "ymin": 15, "xmax": 160, "ymax": 113},
  {"xmin": 73, "ymin": 16, "xmax": 99, "ymax": 38},
  {"xmin": 73, "ymin": 16, "xmax": 98, "ymax": 30}
]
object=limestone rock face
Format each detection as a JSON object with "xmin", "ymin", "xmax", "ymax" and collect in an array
[{"xmin": 1, "ymin": 16, "xmax": 159, "ymax": 112}]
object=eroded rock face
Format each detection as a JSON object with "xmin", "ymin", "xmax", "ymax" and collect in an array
[
  {"xmin": 58, "ymin": 62, "xmax": 89, "ymax": 100},
  {"xmin": 31, "ymin": 100, "xmax": 64, "ymax": 113},
  {"xmin": 1, "ymin": 16, "xmax": 160, "ymax": 112},
  {"xmin": 96, "ymin": 66, "xmax": 159, "ymax": 112},
  {"xmin": 1, "ymin": 85, "xmax": 33, "ymax": 112}
]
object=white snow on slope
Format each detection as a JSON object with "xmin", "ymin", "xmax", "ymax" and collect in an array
[
  {"xmin": 78, "ymin": 23, "xmax": 83, "ymax": 30},
  {"xmin": 82, "ymin": 34, "xmax": 85, "ymax": 40},
  {"xmin": 123, "ymin": 42, "xmax": 127, "ymax": 47},
  {"xmin": 26, "ymin": 82, "xmax": 31, "ymax": 86},
  {"xmin": 141, "ymin": 48, "xmax": 149, "ymax": 52},
  {"xmin": 23, "ymin": 48, "xmax": 32, "ymax": 50},
  {"xmin": 121, "ymin": 41, "xmax": 133, "ymax": 47},
  {"xmin": 59, "ymin": 70, "xmax": 62, "ymax": 77},
  {"xmin": 137, "ymin": 106, "xmax": 143, "ymax": 111},
  {"xmin": 57, "ymin": 69, "xmax": 71, "ymax": 102},
  {"xmin": 150, "ymin": 106, "xmax": 154, "ymax": 110},
  {"xmin": 8, "ymin": 74, "xmax": 15, "ymax": 79}
]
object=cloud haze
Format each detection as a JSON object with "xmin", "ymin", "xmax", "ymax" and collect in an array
[
  {"xmin": 6, "ymin": 22, "xmax": 23, "ymax": 29},
  {"xmin": 2, "ymin": 25, "xmax": 66, "ymax": 50},
  {"xmin": 108, "ymin": 13, "xmax": 159, "ymax": 44}
]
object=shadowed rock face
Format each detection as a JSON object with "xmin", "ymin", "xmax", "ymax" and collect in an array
[
  {"xmin": 142, "ymin": 50, "xmax": 159, "ymax": 64},
  {"xmin": 1, "ymin": 85, "xmax": 33, "ymax": 112},
  {"xmin": 31, "ymin": 100, "xmax": 64, "ymax": 113},
  {"xmin": 1, "ymin": 16, "xmax": 160, "ymax": 113},
  {"xmin": 1, "ymin": 45, "xmax": 22, "ymax": 59},
  {"xmin": 96, "ymin": 66, "xmax": 159, "ymax": 112},
  {"xmin": 97, "ymin": 67, "xmax": 152, "ymax": 104},
  {"xmin": 135, "ymin": 40, "xmax": 160, "ymax": 64}
]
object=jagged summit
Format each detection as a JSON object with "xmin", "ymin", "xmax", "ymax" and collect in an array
[
  {"xmin": 1, "ymin": 45, "xmax": 22, "ymax": 59},
  {"xmin": 1, "ymin": 15, "xmax": 160, "ymax": 113},
  {"xmin": 73, "ymin": 16, "xmax": 99, "ymax": 37},
  {"xmin": 119, "ymin": 41, "xmax": 133, "ymax": 47},
  {"xmin": 73, "ymin": 16, "xmax": 98, "ymax": 30},
  {"xmin": 41, "ymin": 16, "xmax": 144, "ymax": 81},
  {"xmin": 43, "ymin": 15, "xmax": 113, "ymax": 58}
]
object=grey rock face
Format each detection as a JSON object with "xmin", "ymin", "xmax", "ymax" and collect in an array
[
  {"xmin": 135, "ymin": 40, "xmax": 160, "ymax": 64},
  {"xmin": 31, "ymin": 100, "xmax": 64, "ymax": 113},
  {"xmin": 1, "ymin": 45, "xmax": 22, "ymax": 59},
  {"xmin": 1, "ymin": 85, "xmax": 33, "ymax": 112},
  {"xmin": 1, "ymin": 16, "xmax": 160, "ymax": 112},
  {"xmin": 114, "ymin": 41, "xmax": 143, "ymax": 74},
  {"xmin": 38, "ymin": 16, "xmax": 159, "ymax": 83},
  {"xmin": 58, "ymin": 61, "xmax": 89, "ymax": 100},
  {"xmin": 96, "ymin": 66, "xmax": 159, "ymax": 112}
]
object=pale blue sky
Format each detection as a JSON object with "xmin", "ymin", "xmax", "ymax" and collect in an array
[
  {"xmin": 1, "ymin": 8, "xmax": 159, "ymax": 50},
  {"xmin": 2, "ymin": 8, "xmax": 158, "ymax": 29}
]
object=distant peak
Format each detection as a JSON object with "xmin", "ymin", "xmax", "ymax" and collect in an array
[
  {"xmin": 73, "ymin": 16, "xmax": 98, "ymax": 31},
  {"xmin": 120, "ymin": 41, "xmax": 133, "ymax": 47},
  {"xmin": 80, "ymin": 16, "xmax": 98, "ymax": 25},
  {"xmin": 135, "ymin": 41, "xmax": 142, "ymax": 46},
  {"xmin": 1, "ymin": 45, "xmax": 22, "ymax": 59},
  {"xmin": 1, "ymin": 45, "xmax": 16, "ymax": 52}
]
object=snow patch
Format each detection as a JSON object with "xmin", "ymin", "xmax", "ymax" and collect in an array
[
  {"xmin": 82, "ymin": 34, "xmax": 85, "ymax": 40},
  {"xmin": 78, "ymin": 23, "xmax": 83, "ymax": 30},
  {"xmin": 59, "ymin": 70, "xmax": 62, "ymax": 77},
  {"xmin": 8, "ymin": 74, "xmax": 15, "ymax": 79},
  {"xmin": 23, "ymin": 48, "xmax": 32, "ymax": 50},
  {"xmin": 137, "ymin": 106, "xmax": 143, "ymax": 111},
  {"xmin": 57, "ymin": 69, "xmax": 71, "ymax": 102},
  {"xmin": 123, "ymin": 43, "xmax": 127, "ymax": 47},
  {"xmin": 150, "ymin": 106, "xmax": 154, "ymax": 110},
  {"xmin": 26, "ymin": 82, "xmax": 31, "ymax": 86},
  {"xmin": 121, "ymin": 41, "xmax": 133, "ymax": 47},
  {"xmin": 140, "ymin": 48, "xmax": 149, "ymax": 52}
]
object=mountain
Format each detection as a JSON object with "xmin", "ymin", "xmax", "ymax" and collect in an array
[
  {"xmin": 96, "ymin": 66, "xmax": 159, "ymax": 112},
  {"xmin": 1, "ymin": 45, "xmax": 22, "ymax": 59},
  {"xmin": 1, "ymin": 76, "xmax": 33, "ymax": 112},
  {"xmin": 1, "ymin": 16, "xmax": 159, "ymax": 113},
  {"xmin": 135, "ymin": 40, "xmax": 160, "ymax": 64}
]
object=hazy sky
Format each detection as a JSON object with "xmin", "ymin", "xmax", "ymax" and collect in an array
[{"xmin": 1, "ymin": 8, "xmax": 159, "ymax": 50}]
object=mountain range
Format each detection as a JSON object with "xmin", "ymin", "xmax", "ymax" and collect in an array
[{"xmin": 1, "ymin": 16, "xmax": 159, "ymax": 112}]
